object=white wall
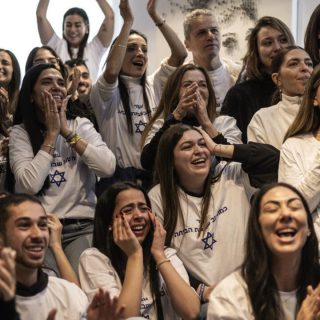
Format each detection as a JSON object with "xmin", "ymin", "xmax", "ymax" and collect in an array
[{"xmin": 1, "ymin": 0, "xmax": 318, "ymax": 80}]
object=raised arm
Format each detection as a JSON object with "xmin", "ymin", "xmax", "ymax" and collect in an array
[
  {"xmin": 36, "ymin": 0, "xmax": 55, "ymax": 44},
  {"xmin": 95, "ymin": 0, "xmax": 115, "ymax": 48},
  {"xmin": 149, "ymin": 213, "xmax": 200, "ymax": 320},
  {"xmin": 147, "ymin": 0, "xmax": 187, "ymax": 67},
  {"xmin": 47, "ymin": 214, "xmax": 80, "ymax": 287},
  {"xmin": 104, "ymin": 0, "xmax": 133, "ymax": 84},
  {"xmin": 113, "ymin": 213, "xmax": 143, "ymax": 316}
]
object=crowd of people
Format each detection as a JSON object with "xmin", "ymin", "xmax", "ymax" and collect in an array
[{"xmin": 1, "ymin": 0, "xmax": 320, "ymax": 319}]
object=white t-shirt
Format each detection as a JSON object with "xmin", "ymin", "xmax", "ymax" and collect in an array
[
  {"xmin": 188, "ymin": 58, "xmax": 241, "ymax": 114},
  {"xmin": 208, "ymin": 271, "xmax": 297, "ymax": 320},
  {"xmin": 16, "ymin": 276, "xmax": 88, "ymax": 320},
  {"xmin": 79, "ymin": 247, "xmax": 189, "ymax": 320},
  {"xmin": 90, "ymin": 60, "xmax": 176, "ymax": 169},
  {"xmin": 9, "ymin": 117, "xmax": 115, "ymax": 219},
  {"xmin": 47, "ymin": 33, "xmax": 107, "ymax": 81},
  {"xmin": 148, "ymin": 162, "xmax": 254, "ymax": 286},
  {"xmin": 247, "ymin": 94, "xmax": 302, "ymax": 149},
  {"xmin": 279, "ymin": 133, "xmax": 320, "ymax": 243}
]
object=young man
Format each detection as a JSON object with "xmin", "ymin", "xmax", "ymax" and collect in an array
[
  {"xmin": 183, "ymin": 9, "xmax": 241, "ymax": 113},
  {"xmin": 0, "ymin": 194, "xmax": 88, "ymax": 319}
]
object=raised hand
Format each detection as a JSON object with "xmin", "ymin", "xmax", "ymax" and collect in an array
[
  {"xmin": 0, "ymin": 87, "xmax": 9, "ymax": 110},
  {"xmin": 113, "ymin": 213, "xmax": 142, "ymax": 257},
  {"xmin": 297, "ymin": 285, "xmax": 320, "ymax": 320},
  {"xmin": 119, "ymin": 0, "xmax": 133, "ymax": 23},
  {"xmin": 87, "ymin": 288, "xmax": 126, "ymax": 320},
  {"xmin": 149, "ymin": 211, "xmax": 166, "ymax": 261},
  {"xmin": 193, "ymin": 89, "xmax": 211, "ymax": 127},
  {"xmin": 67, "ymin": 67, "xmax": 81, "ymax": 101},
  {"xmin": 147, "ymin": 0, "xmax": 159, "ymax": 20},
  {"xmin": 47, "ymin": 213, "xmax": 62, "ymax": 249},
  {"xmin": 173, "ymin": 83, "xmax": 199, "ymax": 120},
  {"xmin": 59, "ymin": 94, "xmax": 71, "ymax": 138},
  {"xmin": 0, "ymin": 247, "xmax": 16, "ymax": 302},
  {"xmin": 41, "ymin": 90, "xmax": 60, "ymax": 138}
]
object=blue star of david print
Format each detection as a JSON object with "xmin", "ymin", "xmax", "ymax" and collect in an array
[
  {"xmin": 135, "ymin": 120, "xmax": 146, "ymax": 134},
  {"xmin": 202, "ymin": 232, "xmax": 217, "ymax": 250},
  {"xmin": 49, "ymin": 170, "xmax": 66, "ymax": 187}
]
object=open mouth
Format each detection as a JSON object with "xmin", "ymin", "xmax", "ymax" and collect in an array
[
  {"xmin": 25, "ymin": 244, "xmax": 45, "ymax": 258},
  {"xmin": 131, "ymin": 224, "xmax": 146, "ymax": 236},
  {"xmin": 276, "ymin": 228, "xmax": 297, "ymax": 238},
  {"xmin": 191, "ymin": 158, "xmax": 207, "ymax": 165},
  {"xmin": 132, "ymin": 61, "xmax": 144, "ymax": 67}
]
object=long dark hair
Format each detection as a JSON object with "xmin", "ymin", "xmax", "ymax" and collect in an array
[
  {"xmin": 141, "ymin": 64, "xmax": 217, "ymax": 147},
  {"xmin": 284, "ymin": 64, "xmax": 320, "ymax": 141},
  {"xmin": 25, "ymin": 46, "xmax": 67, "ymax": 80},
  {"xmin": 0, "ymin": 49, "xmax": 21, "ymax": 136},
  {"xmin": 270, "ymin": 45, "xmax": 309, "ymax": 104},
  {"xmin": 154, "ymin": 124, "xmax": 219, "ymax": 245},
  {"xmin": 12, "ymin": 63, "xmax": 75, "ymax": 194},
  {"xmin": 304, "ymin": 4, "xmax": 320, "ymax": 66},
  {"xmin": 63, "ymin": 7, "xmax": 89, "ymax": 60},
  {"xmin": 92, "ymin": 182, "xmax": 163, "ymax": 319},
  {"xmin": 241, "ymin": 16, "xmax": 294, "ymax": 81},
  {"xmin": 242, "ymin": 182, "xmax": 320, "ymax": 320},
  {"xmin": 110, "ymin": 30, "xmax": 151, "ymax": 135}
]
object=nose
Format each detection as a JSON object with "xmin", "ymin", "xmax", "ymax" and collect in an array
[
  {"xmin": 136, "ymin": 47, "xmax": 144, "ymax": 57},
  {"xmin": 30, "ymin": 224, "xmax": 42, "ymax": 237},
  {"xmin": 273, "ymin": 40, "xmax": 282, "ymax": 52},
  {"xmin": 279, "ymin": 205, "xmax": 293, "ymax": 222}
]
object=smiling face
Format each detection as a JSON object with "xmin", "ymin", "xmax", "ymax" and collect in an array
[
  {"xmin": 63, "ymin": 14, "xmax": 88, "ymax": 48},
  {"xmin": 0, "ymin": 51, "xmax": 13, "ymax": 88},
  {"xmin": 67, "ymin": 64, "xmax": 92, "ymax": 96},
  {"xmin": 173, "ymin": 129, "xmax": 211, "ymax": 191},
  {"xmin": 257, "ymin": 26, "xmax": 290, "ymax": 70},
  {"xmin": 1, "ymin": 201, "xmax": 49, "ymax": 271},
  {"xmin": 185, "ymin": 15, "xmax": 220, "ymax": 65},
  {"xmin": 32, "ymin": 68, "xmax": 67, "ymax": 114},
  {"xmin": 120, "ymin": 34, "xmax": 148, "ymax": 78},
  {"xmin": 273, "ymin": 49, "xmax": 313, "ymax": 97},
  {"xmin": 259, "ymin": 186, "xmax": 310, "ymax": 261},
  {"xmin": 114, "ymin": 189, "xmax": 151, "ymax": 244}
]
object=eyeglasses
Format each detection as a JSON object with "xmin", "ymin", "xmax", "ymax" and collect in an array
[
  {"xmin": 120, "ymin": 204, "xmax": 151, "ymax": 216},
  {"xmin": 33, "ymin": 57, "xmax": 59, "ymax": 66}
]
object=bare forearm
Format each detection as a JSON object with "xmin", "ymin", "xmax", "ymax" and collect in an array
[
  {"xmin": 117, "ymin": 252, "xmax": 143, "ymax": 316},
  {"xmin": 150, "ymin": 14, "xmax": 187, "ymax": 67},
  {"xmin": 96, "ymin": 0, "xmax": 115, "ymax": 47},
  {"xmin": 50, "ymin": 245, "xmax": 80, "ymax": 287},
  {"xmin": 154, "ymin": 254, "xmax": 200, "ymax": 319},
  {"xmin": 104, "ymin": 20, "xmax": 132, "ymax": 83}
]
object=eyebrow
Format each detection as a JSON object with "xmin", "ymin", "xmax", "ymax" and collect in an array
[
  {"xmin": 15, "ymin": 216, "xmax": 48, "ymax": 223},
  {"xmin": 263, "ymin": 197, "xmax": 302, "ymax": 206}
]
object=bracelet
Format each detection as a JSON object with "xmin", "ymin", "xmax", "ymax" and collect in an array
[
  {"xmin": 68, "ymin": 134, "xmax": 81, "ymax": 146},
  {"xmin": 198, "ymin": 283, "xmax": 206, "ymax": 303},
  {"xmin": 155, "ymin": 19, "xmax": 166, "ymax": 27},
  {"xmin": 42, "ymin": 144, "xmax": 55, "ymax": 150},
  {"xmin": 156, "ymin": 259, "xmax": 170, "ymax": 269},
  {"xmin": 112, "ymin": 44, "xmax": 126, "ymax": 48}
]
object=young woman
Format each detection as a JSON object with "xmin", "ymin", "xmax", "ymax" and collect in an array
[
  {"xmin": 0, "ymin": 49, "xmax": 20, "ymax": 192},
  {"xmin": 140, "ymin": 63, "xmax": 242, "ymax": 171},
  {"xmin": 279, "ymin": 65, "xmax": 320, "ymax": 245},
  {"xmin": 91, "ymin": 0, "xmax": 187, "ymax": 194},
  {"xmin": 36, "ymin": 0, "xmax": 114, "ymax": 81},
  {"xmin": 79, "ymin": 182, "xmax": 200, "ymax": 319},
  {"xmin": 208, "ymin": 182, "xmax": 320, "ymax": 320},
  {"xmin": 247, "ymin": 46, "xmax": 313, "ymax": 149},
  {"xmin": 221, "ymin": 16, "xmax": 295, "ymax": 142},
  {"xmin": 25, "ymin": 46, "xmax": 66, "ymax": 76},
  {"xmin": 8, "ymin": 63, "xmax": 116, "ymax": 272},
  {"xmin": 304, "ymin": 4, "xmax": 320, "ymax": 67},
  {"xmin": 148, "ymin": 123, "xmax": 277, "ymax": 301}
]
